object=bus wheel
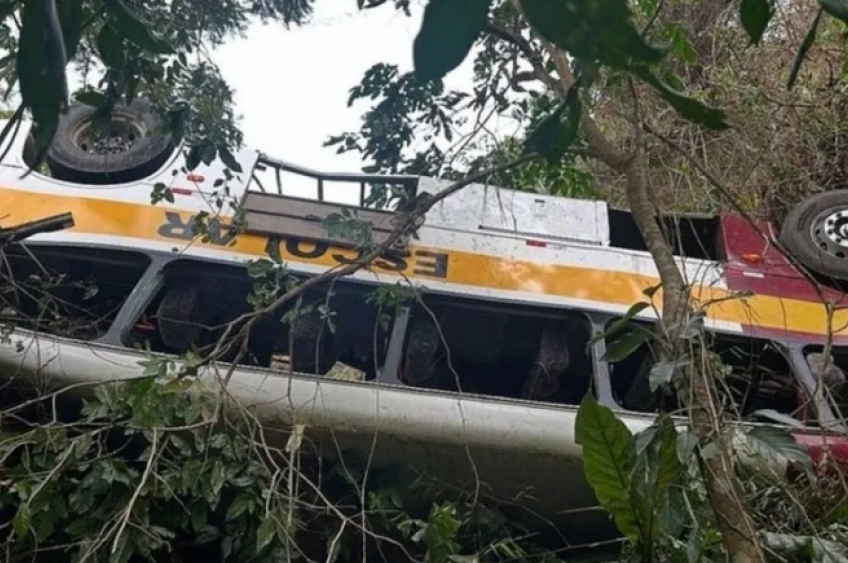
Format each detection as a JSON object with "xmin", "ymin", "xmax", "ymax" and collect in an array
[
  {"xmin": 781, "ymin": 190, "xmax": 848, "ymax": 281},
  {"xmin": 45, "ymin": 99, "xmax": 175, "ymax": 185}
]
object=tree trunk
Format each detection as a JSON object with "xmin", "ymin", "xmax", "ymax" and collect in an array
[{"xmin": 526, "ymin": 16, "xmax": 765, "ymax": 561}]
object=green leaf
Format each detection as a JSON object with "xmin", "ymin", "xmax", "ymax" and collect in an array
[
  {"xmin": 247, "ymin": 259, "xmax": 275, "ymax": 278},
  {"xmin": 103, "ymin": 0, "xmax": 173, "ymax": 54},
  {"xmin": 185, "ymin": 146, "xmax": 203, "ymax": 171},
  {"xmin": 601, "ymin": 301, "xmax": 651, "ymax": 343},
  {"xmin": 13, "ymin": 503, "xmax": 31, "ymax": 540},
  {"xmin": 631, "ymin": 66, "xmax": 729, "ymax": 130},
  {"xmin": 109, "ymin": 534, "xmax": 133, "ymax": 563},
  {"xmin": 218, "ymin": 146, "xmax": 243, "ymax": 173},
  {"xmin": 676, "ymin": 430, "xmax": 699, "ymax": 464},
  {"xmin": 740, "ymin": 0, "xmax": 774, "ymax": 45},
  {"xmin": 763, "ymin": 533, "xmax": 848, "ymax": 563},
  {"xmin": 225, "ymin": 493, "xmax": 253, "ymax": 521},
  {"xmin": 686, "ymin": 527, "xmax": 703, "ymax": 563},
  {"xmin": 256, "ymin": 517, "xmax": 276, "ymax": 552},
  {"xmin": 745, "ymin": 426, "xmax": 814, "ymax": 477},
  {"xmin": 602, "ymin": 327, "xmax": 651, "ymax": 362},
  {"xmin": 97, "ymin": 24, "xmax": 125, "ymax": 70},
  {"xmin": 524, "ymin": 86, "xmax": 581, "ymax": 163},
  {"xmin": 630, "ymin": 416, "xmax": 682, "ymax": 551},
  {"xmin": 575, "ymin": 393, "xmax": 639, "ymax": 540},
  {"xmin": 413, "ymin": 0, "xmax": 493, "ymax": 82},
  {"xmin": 788, "ymin": 9, "xmax": 822, "ymax": 90},
  {"xmin": 76, "ymin": 91, "xmax": 109, "ymax": 108},
  {"xmin": 819, "ymin": 0, "xmax": 848, "ymax": 23},
  {"xmin": 649, "ymin": 356, "xmax": 689, "ymax": 391},
  {"xmin": 17, "ymin": 0, "xmax": 69, "ymax": 174},
  {"xmin": 681, "ymin": 311, "xmax": 706, "ymax": 339},
  {"xmin": 58, "ymin": 0, "xmax": 85, "ymax": 60},
  {"xmin": 520, "ymin": 0, "xmax": 665, "ymax": 70}
]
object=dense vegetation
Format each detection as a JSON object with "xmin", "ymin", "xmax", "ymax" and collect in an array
[{"xmin": 0, "ymin": 0, "xmax": 847, "ymax": 562}]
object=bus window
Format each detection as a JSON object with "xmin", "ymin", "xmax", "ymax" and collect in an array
[
  {"xmin": 609, "ymin": 332, "xmax": 806, "ymax": 423},
  {"xmin": 715, "ymin": 338, "xmax": 805, "ymax": 421},
  {"xmin": 123, "ymin": 259, "xmax": 395, "ymax": 380},
  {"xmin": 397, "ymin": 297, "xmax": 594, "ymax": 404},
  {"xmin": 803, "ymin": 346, "xmax": 848, "ymax": 423},
  {"xmin": 0, "ymin": 245, "xmax": 151, "ymax": 341}
]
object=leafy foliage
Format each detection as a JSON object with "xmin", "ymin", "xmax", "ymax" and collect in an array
[
  {"xmin": 0, "ymin": 370, "xmax": 575, "ymax": 563},
  {"xmin": 413, "ymin": 0, "xmax": 493, "ymax": 82},
  {"xmin": 0, "ymin": 0, "xmax": 315, "ymax": 173}
]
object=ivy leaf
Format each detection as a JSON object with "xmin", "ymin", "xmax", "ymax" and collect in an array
[
  {"xmin": 631, "ymin": 66, "xmax": 729, "ymax": 130},
  {"xmin": 740, "ymin": 0, "xmax": 774, "ymax": 45},
  {"xmin": 575, "ymin": 393, "xmax": 640, "ymax": 540},
  {"xmin": 413, "ymin": 0, "xmax": 493, "ymax": 82},
  {"xmin": 103, "ymin": 0, "xmax": 174, "ymax": 54},
  {"xmin": 520, "ymin": 0, "xmax": 665, "ymax": 70},
  {"xmin": 788, "ymin": 8, "xmax": 822, "ymax": 90}
]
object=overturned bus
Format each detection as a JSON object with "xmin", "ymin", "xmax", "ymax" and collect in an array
[{"xmin": 0, "ymin": 100, "xmax": 847, "ymax": 544}]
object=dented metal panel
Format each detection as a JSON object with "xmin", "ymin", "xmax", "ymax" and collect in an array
[
  {"xmin": 418, "ymin": 177, "xmax": 610, "ymax": 246},
  {"xmin": 240, "ymin": 191, "xmax": 409, "ymax": 251}
]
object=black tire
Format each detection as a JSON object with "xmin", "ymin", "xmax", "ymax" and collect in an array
[
  {"xmin": 45, "ymin": 99, "xmax": 175, "ymax": 184},
  {"xmin": 780, "ymin": 190, "xmax": 848, "ymax": 281}
]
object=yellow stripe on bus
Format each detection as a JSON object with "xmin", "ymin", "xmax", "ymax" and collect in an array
[{"xmin": 3, "ymin": 187, "xmax": 847, "ymax": 340}]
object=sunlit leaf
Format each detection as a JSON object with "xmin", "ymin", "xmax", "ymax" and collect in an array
[
  {"xmin": 740, "ymin": 0, "xmax": 774, "ymax": 45},
  {"xmin": 413, "ymin": 0, "xmax": 493, "ymax": 82},
  {"xmin": 575, "ymin": 393, "xmax": 639, "ymax": 540}
]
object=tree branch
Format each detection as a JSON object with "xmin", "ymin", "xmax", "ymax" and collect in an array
[{"xmin": 196, "ymin": 152, "xmax": 541, "ymax": 371}]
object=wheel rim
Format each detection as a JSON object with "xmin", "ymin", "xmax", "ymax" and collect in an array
[
  {"xmin": 70, "ymin": 111, "xmax": 147, "ymax": 156},
  {"xmin": 811, "ymin": 207, "xmax": 848, "ymax": 260}
]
